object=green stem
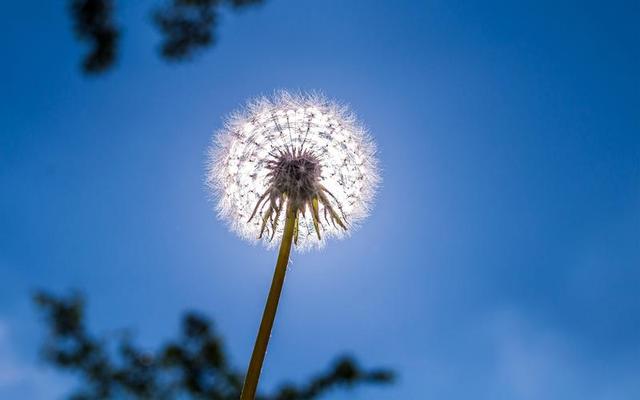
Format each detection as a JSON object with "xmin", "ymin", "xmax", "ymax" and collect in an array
[{"xmin": 240, "ymin": 203, "xmax": 297, "ymax": 400}]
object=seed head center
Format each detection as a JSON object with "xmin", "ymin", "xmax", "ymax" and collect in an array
[
  {"xmin": 269, "ymin": 150, "xmax": 322, "ymax": 203},
  {"xmin": 249, "ymin": 148, "xmax": 347, "ymax": 241}
]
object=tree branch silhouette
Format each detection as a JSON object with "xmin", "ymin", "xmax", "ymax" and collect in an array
[
  {"xmin": 68, "ymin": 0, "xmax": 266, "ymax": 74},
  {"xmin": 34, "ymin": 291, "xmax": 394, "ymax": 399},
  {"xmin": 70, "ymin": 0, "xmax": 119, "ymax": 73}
]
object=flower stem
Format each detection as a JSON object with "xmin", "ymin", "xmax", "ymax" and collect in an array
[{"xmin": 240, "ymin": 203, "xmax": 297, "ymax": 400}]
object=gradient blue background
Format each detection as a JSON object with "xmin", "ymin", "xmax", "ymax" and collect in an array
[{"xmin": 1, "ymin": 1, "xmax": 639, "ymax": 399}]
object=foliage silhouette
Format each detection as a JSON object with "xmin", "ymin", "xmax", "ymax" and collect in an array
[
  {"xmin": 70, "ymin": 0, "xmax": 119, "ymax": 73},
  {"xmin": 34, "ymin": 291, "xmax": 394, "ymax": 399},
  {"xmin": 68, "ymin": 0, "xmax": 265, "ymax": 74}
]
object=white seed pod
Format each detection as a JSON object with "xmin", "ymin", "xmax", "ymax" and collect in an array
[{"xmin": 207, "ymin": 91, "xmax": 380, "ymax": 250}]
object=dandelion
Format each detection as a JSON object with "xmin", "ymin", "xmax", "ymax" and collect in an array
[{"xmin": 207, "ymin": 91, "xmax": 379, "ymax": 399}]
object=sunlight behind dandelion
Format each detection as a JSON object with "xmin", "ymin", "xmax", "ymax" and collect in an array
[{"xmin": 208, "ymin": 91, "xmax": 380, "ymax": 250}]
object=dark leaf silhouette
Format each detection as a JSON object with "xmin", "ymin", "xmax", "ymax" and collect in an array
[
  {"xmin": 70, "ymin": 0, "xmax": 119, "ymax": 73},
  {"xmin": 67, "ymin": 1, "xmax": 265, "ymax": 74},
  {"xmin": 34, "ymin": 291, "xmax": 394, "ymax": 399},
  {"xmin": 153, "ymin": 0, "xmax": 219, "ymax": 60},
  {"xmin": 152, "ymin": 0, "xmax": 265, "ymax": 60}
]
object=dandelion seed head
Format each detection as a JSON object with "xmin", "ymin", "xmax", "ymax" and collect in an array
[{"xmin": 207, "ymin": 91, "xmax": 380, "ymax": 250}]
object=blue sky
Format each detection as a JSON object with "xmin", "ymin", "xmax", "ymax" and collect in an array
[{"xmin": 1, "ymin": 0, "xmax": 639, "ymax": 399}]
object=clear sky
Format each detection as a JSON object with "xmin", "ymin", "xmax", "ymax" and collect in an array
[{"xmin": 1, "ymin": 1, "xmax": 639, "ymax": 399}]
